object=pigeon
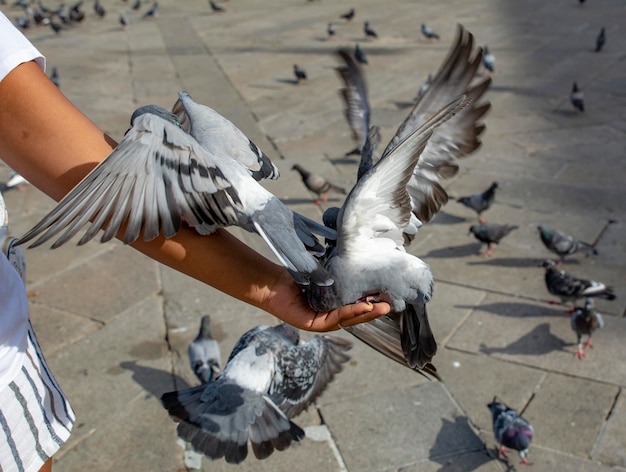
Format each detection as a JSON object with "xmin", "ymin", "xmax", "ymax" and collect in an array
[
  {"xmin": 307, "ymin": 96, "xmax": 471, "ymax": 378},
  {"xmin": 292, "ymin": 164, "xmax": 346, "ymax": 205},
  {"xmin": 132, "ymin": 0, "xmax": 141, "ymax": 10},
  {"xmin": 49, "ymin": 19, "xmax": 63, "ymax": 34},
  {"xmin": 571, "ymin": 298, "xmax": 604, "ymax": 359},
  {"xmin": 4, "ymin": 171, "xmax": 29, "ymax": 191},
  {"xmin": 571, "ymin": 82, "xmax": 584, "ymax": 113},
  {"xmin": 482, "ymin": 45, "xmax": 495, "ymax": 74},
  {"xmin": 15, "ymin": 91, "xmax": 336, "ymax": 295},
  {"xmin": 414, "ymin": 74, "xmax": 432, "ymax": 101},
  {"xmin": 469, "ymin": 223, "xmax": 518, "ymax": 257},
  {"xmin": 119, "ymin": 12, "xmax": 129, "ymax": 28},
  {"xmin": 456, "ymin": 182, "xmax": 498, "ymax": 223},
  {"xmin": 293, "ymin": 64, "xmax": 307, "ymax": 83},
  {"xmin": 537, "ymin": 225, "xmax": 597, "ymax": 263},
  {"xmin": 161, "ymin": 323, "xmax": 352, "ymax": 464},
  {"xmin": 354, "ymin": 43, "xmax": 367, "ymax": 65},
  {"xmin": 487, "ymin": 398, "xmax": 533, "ymax": 465},
  {"xmin": 188, "ymin": 315, "xmax": 221, "ymax": 384},
  {"xmin": 540, "ymin": 260, "xmax": 616, "ymax": 308},
  {"xmin": 209, "ymin": 0, "xmax": 224, "ymax": 13},
  {"xmin": 421, "ymin": 23, "xmax": 439, "ymax": 40},
  {"xmin": 142, "ymin": 1, "xmax": 158, "ymax": 18},
  {"xmin": 335, "ymin": 48, "xmax": 378, "ymax": 159},
  {"xmin": 15, "ymin": 15, "xmax": 30, "ymax": 30},
  {"xmin": 595, "ymin": 27, "xmax": 605, "ymax": 52},
  {"xmin": 340, "ymin": 7, "xmax": 354, "ymax": 21},
  {"xmin": 49, "ymin": 66, "xmax": 60, "ymax": 88},
  {"xmin": 327, "ymin": 22, "xmax": 335, "ymax": 38},
  {"xmin": 363, "ymin": 21, "xmax": 377, "ymax": 39},
  {"xmin": 93, "ymin": 0, "xmax": 105, "ymax": 17},
  {"xmin": 69, "ymin": 0, "xmax": 85, "ymax": 22}
]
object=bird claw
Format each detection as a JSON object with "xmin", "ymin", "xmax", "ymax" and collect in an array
[
  {"xmin": 498, "ymin": 445, "xmax": 509, "ymax": 458},
  {"xmin": 576, "ymin": 348, "xmax": 586, "ymax": 359}
]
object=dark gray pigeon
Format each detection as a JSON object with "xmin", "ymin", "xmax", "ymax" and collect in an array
[
  {"xmin": 15, "ymin": 92, "xmax": 335, "ymax": 295},
  {"xmin": 49, "ymin": 66, "xmax": 60, "ymax": 88},
  {"xmin": 188, "ymin": 315, "xmax": 221, "ymax": 384},
  {"xmin": 293, "ymin": 64, "xmax": 307, "ymax": 83},
  {"xmin": 469, "ymin": 223, "xmax": 518, "ymax": 257},
  {"xmin": 487, "ymin": 398, "xmax": 533, "ymax": 465},
  {"xmin": 540, "ymin": 260, "xmax": 616, "ymax": 308},
  {"xmin": 571, "ymin": 82, "xmax": 584, "ymax": 113},
  {"xmin": 142, "ymin": 1, "xmax": 158, "ymax": 19},
  {"xmin": 327, "ymin": 22, "xmax": 335, "ymax": 38},
  {"xmin": 340, "ymin": 7, "xmax": 354, "ymax": 21},
  {"xmin": 354, "ymin": 43, "xmax": 367, "ymax": 65},
  {"xmin": 483, "ymin": 45, "xmax": 495, "ymax": 73},
  {"xmin": 457, "ymin": 182, "xmax": 498, "ymax": 223},
  {"xmin": 595, "ymin": 27, "xmax": 605, "ymax": 52},
  {"xmin": 161, "ymin": 323, "xmax": 352, "ymax": 464},
  {"xmin": 571, "ymin": 297, "xmax": 604, "ymax": 359},
  {"xmin": 537, "ymin": 225, "xmax": 597, "ymax": 262},
  {"xmin": 93, "ymin": 0, "xmax": 105, "ymax": 17},
  {"xmin": 292, "ymin": 164, "xmax": 346, "ymax": 205},
  {"xmin": 209, "ymin": 0, "xmax": 224, "ymax": 13},
  {"xmin": 421, "ymin": 23, "xmax": 439, "ymax": 40},
  {"xmin": 363, "ymin": 21, "xmax": 377, "ymax": 39}
]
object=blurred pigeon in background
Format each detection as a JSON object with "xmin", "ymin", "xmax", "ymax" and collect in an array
[
  {"xmin": 537, "ymin": 225, "xmax": 597, "ymax": 263},
  {"xmin": 595, "ymin": 27, "xmax": 605, "ymax": 52},
  {"xmin": 364, "ymin": 21, "xmax": 377, "ymax": 39},
  {"xmin": 540, "ymin": 260, "xmax": 616, "ymax": 309},
  {"xmin": 487, "ymin": 398, "xmax": 533, "ymax": 465},
  {"xmin": 354, "ymin": 43, "xmax": 367, "ymax": 64},
  {"xmin": 482, "ymin": 45, "xmax": 495, "ymax": 74},
  {"xmin": 457, "ymin": 182, "xmax": 498, "ymax": 223},
  {"xmin": 93, "ymin": 0, "xmax": 106, "ymax": 18},
  {"xmin": 292, "ymin": 164, "xmax": 346, "ymax": 204},
  {"xmin": 188, "ymin": 315, "xmax": 221, "ymax": 384},
  {"xmin": 293, "ymin": 64, "xmax": 307, "ymax": 83},
  {"xmin": 421, "ymin": 23, "xmax": 439, "ymax": 40},
  {"xmin": 209, "ymin": 0, "xmax": 224, "ymax": 13},
  {"xmin": 4, "ymin": 170, "xmax": 29, "ymax": 191},
  {"xmin": 327, "ymin": 22, "xmax": 335, "ymax": 38},
  {"xmin": 142, "ymin": 2, "xmax": 158, "ymax": 19},
  {"xmin": 340, "ymin": 7, "xmax": 354, "ymax": 21},
  {"xmin": 571, "ymin": 298, "xmax": 604, "ymax": 359},
  {"xmin": 415, "ymin": 74, "xmax": 432, "ymax": 101},
  {"xmin": 571, "ymin": 82, "xmax": 584, "ymax": 113},
  {"xmin": 161, "ymin": 323, "xmax": 352, "ymax": 464},
  {"xmin": 469, "ymin": 223, "xmax": 518, "ymax": 257}
]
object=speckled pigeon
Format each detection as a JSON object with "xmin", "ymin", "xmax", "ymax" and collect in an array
[
  {"xmin": 188, "ymin": 315, "xmax": 221, "ymax": 384},
  {"xmin": 571, "ymin": 298, "xmax": 604, "ymax": 359},
  {"xmin": 161, "ymin": 323, "xmax": 352, "ymax": 464},
  {"xmin": 469, "ymin": 223, "xmax": 518, "ymax": 257},
  {"xmin": 15, "ymin": 92, "xmax": 335, "ymax": 293},
  {"xmin": 537, "ymin": 225, "xmax": 597, "ymax": 262},
  {"xmin": 487, "ymin": 398, "xmax": 533, "ymax": 465},
  {"xmin": 457, "ymin": 182, "xmax": 498, "ymax": 223},
  {"xmin": 540, "ymin": 260, "xmax": 616, "ymax": 308}
]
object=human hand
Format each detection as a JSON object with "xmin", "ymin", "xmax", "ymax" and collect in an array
[{"xmin": 264, "ymin": 269, "xmax": 390, "ymax": 332}]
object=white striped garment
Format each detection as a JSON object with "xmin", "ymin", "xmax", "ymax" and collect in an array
[{"xmin": 0, "ymin": 324, "xmax": 75, "ymax": 472}]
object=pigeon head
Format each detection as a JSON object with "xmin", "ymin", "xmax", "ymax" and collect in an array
[
  {"xmin": 291, "ymin": 164, "xmax": 310, "ymax": 178},
  {"xmin": 322, "ymin": 207, "xmax": 341, "ymax": 230},
  {"xmin": 273, "ymin": 323, "xmax": 300, "ymax": 344}
]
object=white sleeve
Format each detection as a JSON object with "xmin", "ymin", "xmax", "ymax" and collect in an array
[{"xmin": 0, "ymin": 11, "xmax": 46, "ymax": 82}]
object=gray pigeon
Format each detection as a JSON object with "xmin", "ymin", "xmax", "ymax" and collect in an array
[
  {"xmin": 571, "ymin": 82, "xmax": 584, "ymax": 113},
  {"xmin": 354, "ymin": 43, "xmax": 367, "ymax": 65},
  {"xmin": 188, "ymin": 315, "xmax": 221, "ymax": 384},
  {"xmin": 457, "ymin": 182, "xmax": 498, "ymax": 223},
  {"xmin": 421, "ymin": 23, "xmax": 439, "ymax": 40},
  {"xmin": 487, "ymin": 398, "xmax": 533, "ymax": 465},
  {"xmin": 161, "ymin": 323, "xmax": 352, "ymax": 464},
  {"xmin": 469, "ymin": 223, "xmax": 518, "ymax": 257},
  {"xmin": 209, "ymin": 0, "xmax": 224, "ymax": 13},
  {"xmin": 537, "ymin": 225, "xmax": 597, "ymax": 262},
  {"xmin": 142, "ymin": 1, "xmax": 158, "ymax": 19},
  {"xmin": 363, "ymin": 21, "xmax": 377, "ymax": 39},
  {"xmin": 482, "ymin": 46, "xmax": 495, "ymax": 74},
  {"xmin": 571, "ymin": 298, "xmax": 604, "ymax": 359},
  {"xmin": 414, "ymin": 74, "xmax": 432, "ymax": 101},
  {"xmin": 595, "ymin": 27, "xmax": 605, "ymax": 52},
  {"xmin": 540, "ymin": 260, "xmax": 616, "ymax": 308},
  {"xmin": 293, "ymin": 64, "xmax": 307, "ymax": 83},
  {"xmin": 292, "ymin": 164, "xmax": 346, "ymax": 204},
  {"xmin": 15, "ymin": 92, "xmax": 335, "ymax": 294},
  {"xmin": 327, "ymin": 22, "xmax": 335, "ymax": 38}
]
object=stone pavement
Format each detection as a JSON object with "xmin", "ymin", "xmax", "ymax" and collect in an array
[{"xmin": 1, "ymin": 0, "xmax": 625, "ymax": 470}]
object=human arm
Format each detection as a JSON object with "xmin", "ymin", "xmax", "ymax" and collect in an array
[{"xmin": 0, "ymin": 60, "xmax": 390, "ymax": 331}]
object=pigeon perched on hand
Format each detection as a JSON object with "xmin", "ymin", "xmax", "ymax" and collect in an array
[
  {"xmin": 188, "ymin": 315, "xmax": 221, "ymax": 384},
  {"xmin": 421, "ymin": 23, "xmax": 439, "ymax": 40},
  {"xmin": 161, "ymin": 323, "xmax": 352, "ymax": 464},
  {"xmin": 537, "ymin": 225, "xmax": 597, "ymax": 263},
  {"xmin": 487, "ymin": 398, "xmax": 533, "ymax": 465},
  {"xmin": 363, "ymin": 21, "xmax": 377, "ymax": 39},
  {"xmin": 571, "ymin": 82, "xmax": 584, "ymax": 113},
  {"xmin": 540, "ymin": 260, "xmax": 616, "ymax": 309},
  {"xmin": 482, "ymin": 45, "xmax": 495, "ymax": 74},
  {"xmin": 457, "ymin": 182, "xmax": 498, "ymax": 223},
  {"xmin": 595, "ymin": 27, "xmax": 606, "ymax": 52},
  {"xmin": 292, "ymin": 164, "xmax": 346, "ymax": 205},
  {"xmin": 293, "ymin": 64, "xmax": 307, "ymax": 83},
  {"xmin": 15, "ymin": 91, "xmax": 335, "ymax": 295},
  {"xmin": 571, "ymin": 298, "xmax": 604, "ymax": 359},
  {"xmin": 469, "ymin": 223, "xmax": 518, "ymax": 257}
]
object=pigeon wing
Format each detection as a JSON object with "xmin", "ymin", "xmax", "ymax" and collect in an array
[{"xmin": 335, "ymin": 49, "xmax": 370, "ymax": 152}]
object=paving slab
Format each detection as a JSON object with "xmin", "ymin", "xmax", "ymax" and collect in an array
[{"xmin": 592, "ymin": 391, "xmax": 626, "ymax": 467}]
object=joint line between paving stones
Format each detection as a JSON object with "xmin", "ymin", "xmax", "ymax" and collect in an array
[{"xmin": 315, "ymin": 406, "xmax": 348, "ymax": 472}]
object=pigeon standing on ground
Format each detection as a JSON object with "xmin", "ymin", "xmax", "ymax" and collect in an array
[
  {"xmin": 292, "ymin": 164, "xmax": 346, "ymax": 204},
  {"xmin": 49, "ymin": 19, "xmax": 63, "ymax": 34},
  {"xmin": 188, "ymin": 315, "xmax": 221, "ymax": 384},
  {"xmin": 94, "ymin": 0, "xmax": 106, "ymax": 17},
  {"xmin": 209, "ymin": 0, "xmax": 224, "ymax": 13},
  {"xmin": 571, "ymin": 82, "xmax": 584, "ymax": 113},
  {"xmin": 487, "ymin": 398, "xmax": 533, "ymax": 465},
  {"xmin": 540, "ymin": 260, "xmax": 616, "ymax": 308},
  {"xmin": 469, "ymin": 223, "xmax": 518, "ymax": 257},
  {"xmin": 327, "ymin": 22, "xmax": 335, "ymax": 38},
  {"xmin": 483, "ymin": 45, "xmax": 495, "ymax": 74},
  {"xmin": 537, "ymin": 225, "xmax": 597, "ymax": 263},
  {"xmin": 340, "ymin": 7, "xmax": 354, "ymax": 21},
  {"xmin": 132, "ymin": 0, "xmax": 141, "ymax": 10},
  {"xmin": 571, "ymin": 298, "xmax": 604, "ymax": 359},
  {"xmin": 161, "ymin": 323, "xmax": 353, "ymax": 464},
  {"xmin": 119, "ymin": 12, "xmax": 129, "ymax": 28},
  {"xmin": 595, "ymin": 27, "xmax": 605, "ymax": 52},
  {"xmin": 354, "ymin": 43, "xmax": 367, "ymax": 65},
  {"xmin": 293, "ymin": 64, "xmax": 307, "ymax": 83},
  {"xmin": 421, "ymin": 23, "xmax": 439, "ymax": 40},
  {"xmin": 142, "ymin": 1, "xmax": 158, "ymax": 19},
  {"xmin": 363, "ymin": 21, "xmax": 377, "ymax": 39},
  {"xmin": 15, "ymin": 91, "xmax": 336, "ymax": 296},
  {"xmin": 456, "ymin": 182, "xmax": 498, "ymax": 223}
]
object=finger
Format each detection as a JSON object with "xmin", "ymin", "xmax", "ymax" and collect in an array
[{"xmin": 337, "ymin": 301, "xmax": 390, "ymax": 329}]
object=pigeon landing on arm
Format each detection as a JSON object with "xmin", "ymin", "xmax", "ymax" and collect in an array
[
  {"xmin": 571, "ymin": 298, "xmax": 604, "ymax": 359},
  {"xmin": 188, "ymin": 315, "xmax": 221, "ymax": 384},
  {"xmin": 487, "ymin": 398, "xmax": 533, "ymax": 465},
  {"xmin": 161, "ymin": 323, "xmax": 352, "ymax": 464}
]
